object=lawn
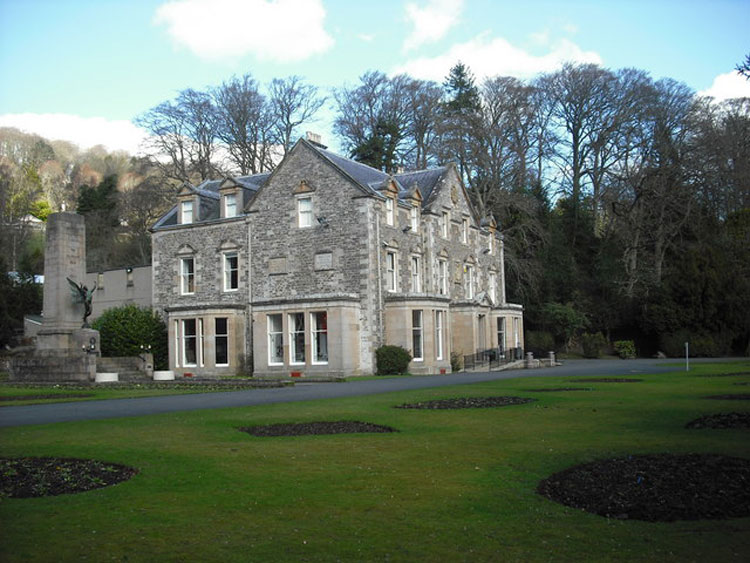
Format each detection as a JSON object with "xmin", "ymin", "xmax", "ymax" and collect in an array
[
  {"xmin": 0, "ymin": 380, "xmax": 286, "ymax": 406},
  {"xmin": 1, "ymin": 361, "xmax": 749, "ymax": 562}
]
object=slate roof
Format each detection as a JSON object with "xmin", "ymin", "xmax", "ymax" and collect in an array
[
  {"xmin": 152, "ymin": 141, "xmax": 453, "ymax": 231},
  {"xmin": 309, "ymin": 143, "xmax": 448, "ymax": 208},
  {"xmin": 151, "ymin": 172, "xmax": 270, "ymax": 230}
]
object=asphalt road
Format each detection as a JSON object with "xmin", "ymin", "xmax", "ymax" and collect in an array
[{"xmin": 0, "ymin": 358, "xmax": 708, "ymax": 428}]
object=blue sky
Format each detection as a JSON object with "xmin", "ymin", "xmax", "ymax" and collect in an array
[{"xmin": 1, "ymin": 0, "xmax": 748, "ymax": 154}]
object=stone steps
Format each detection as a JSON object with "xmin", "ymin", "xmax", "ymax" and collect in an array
[{"xmin": 97, "ymin": 357, "xmax": 150, "ymax": 382}]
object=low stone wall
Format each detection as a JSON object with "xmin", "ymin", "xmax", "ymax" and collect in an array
[{"xmin": 10, "ymin": 353, "xmax": 97, "ymax": 382}]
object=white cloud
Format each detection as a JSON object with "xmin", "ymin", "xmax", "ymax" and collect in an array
[
  {"xmin": 357, "ymin": 33, "xmax": 375, "ymax": 42},
  {"xmin": 154, "ymin": 0, "xmax": 334, "ymax": 62},
  {"xmin": 698, "ymin": 71, "xmax": 750, "ymax": 101},
  {"xmin": 403, "ymin": 0, "xmax": 464, "ymax": 52},
  {"xmin": 395, "ymin": 32, "xmax": 602, "ymax": 82},
  {"xmin": 0, "ymin": 113, "xmax": 148, "ymax": 155}
]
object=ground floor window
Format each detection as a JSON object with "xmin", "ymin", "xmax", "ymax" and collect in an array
[
  {"xmin": 268, "ymin": 314, "xmax": 283, "ymax": 366},
  {"xmin": 412, "ymin": 310, "xmax": 423, "ymax": 361},
  {"xmin": 497, "ymin": 317, "xmax": 506, "ymax": 354},
  {"xmin": 289, "ymin": 312, "xmax": 305, "ymax": 364},
  {"xmin": 182, "ymin": 318, "xmax": 202, "ymax": 367},
  {"xmin": 311, "ymin": 311, "xmax": 328, "ymax": 364},
  {"xmin": 215, "ymin": 317, "xmax": 228, "ymax": 366},
  {"xmin": 435, "ymin": 310, "xmax": 444, "ymax": 360},
  {"xmin": 513, "ymin": 317, "xmax": 520, "ymax": 348}
]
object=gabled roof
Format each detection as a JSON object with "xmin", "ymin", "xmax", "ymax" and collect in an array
[{"xmin": 152, "ymin": 172, "xmax": 270, "ymax": 230}]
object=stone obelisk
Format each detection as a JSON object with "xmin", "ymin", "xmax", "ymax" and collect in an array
[{"xmin": 11, "ymin": 212, "xmax": 100, "ymax": 381}]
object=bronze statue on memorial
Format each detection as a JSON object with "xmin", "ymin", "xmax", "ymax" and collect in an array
[{"xmin": 67, "ymin": 277, "xmax": 97, "ymax": 328}]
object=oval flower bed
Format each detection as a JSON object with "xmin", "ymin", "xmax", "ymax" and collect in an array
[
  {"xmin": 0, "ymin": 457, "xmax": 137, "ymax": 498},
  {"xmin": 238, "ymin": 420, "xmax": 397, "ymax": 437},
  {"xmin": 685, "ymin": 412, "xmax": 750, "ymax": 429},
  {"xmin": 537, "ymin": 453, "xmax": 750, "ymax": 521},
  {"xmin": 395, "ymin": 396, "xmax": 536, "ymax": 409}
]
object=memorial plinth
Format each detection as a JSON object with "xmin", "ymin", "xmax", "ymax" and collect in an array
[{"xmin": 10, "ymin": 213, "xmax": 100, "ymax": 382}]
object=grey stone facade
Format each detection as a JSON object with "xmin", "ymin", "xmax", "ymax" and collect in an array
[{"xmin": 151, "ymin": 138, "xmax": 524, "ymax": 378}]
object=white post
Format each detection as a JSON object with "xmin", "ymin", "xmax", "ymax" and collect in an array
[{"xmin": 685, "ymin": 341, "xmax": 689, "ymax": 372}]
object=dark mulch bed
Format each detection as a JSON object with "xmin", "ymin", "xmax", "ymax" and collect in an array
[
  {"xmin": 705, "ymin": 394, "xmax": 750, "ymax": 400},
  {"xmin": 395, "ymin": 396, "xmax": 536, "ymax": 409},
  {"xmin": 685, "ymin": 412, "xmax": 750, "ymax": 429},
  {"xmin": 0, "ymin": 457, "xmax": 137, "ymax": 498},
  {"xmin": 0, "ymin": 393, "xmax": 95, "ymax": 402},
  {"xmin": 569, "ymin": 378, "xmax": 643, "ymax": 383},
  {"xmin": 537, "ymin": 453, "xmax": 750, "ymax": 522},
  {"xmin": 238, "ymin": 420, "xmax": 398, "ymax": 437},
  {"xmin": 700, "ymin": 371, "xmax": 750, "ymax": 377},
  {"xmin": 523, "ymin": 387, "xmax": 591, "ymax": 393},
  {"xmin": 735, "ymin": 382, "xmax": 749, "ymax": 386}
]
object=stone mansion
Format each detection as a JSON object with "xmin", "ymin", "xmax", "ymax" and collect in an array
[{"xmin": 151, "ymin": 137, "xmax": 524, "ymax": 377}]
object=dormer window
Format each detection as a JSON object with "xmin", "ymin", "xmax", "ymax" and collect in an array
[
  {"xmin": 181, "ymin": 201, "xmax": 194, "ymax": 224},
  {"xmin": 224, "ymin": 193, "xmax": 237, "ymax": 218},
  {"xmin": 385, "ymin": 197, "xmax": 394, "ymax": 226},
  {"xmin": 298, "ymin": 196, "xmax": 313, "ymax": 228}
]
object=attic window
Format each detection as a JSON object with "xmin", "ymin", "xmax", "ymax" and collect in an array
[
  {"xmin": 410, "ymin": 206, "xmax": 419, "ymax": 232},
  {"xmin": 181, "ymin": 201, "xmax": 194, "ymax": 224},
  {"xmin": 224, "ymin": 193, "xmax": 237, "ymax": 218},
  {"xmin": 385, "ymin": 197, "xmax": 394, "ymax": 226}
]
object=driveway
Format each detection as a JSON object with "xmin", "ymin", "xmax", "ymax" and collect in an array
[{"xmin": 0, "ymin": 358, "xmax": 706, "ymax": 428}]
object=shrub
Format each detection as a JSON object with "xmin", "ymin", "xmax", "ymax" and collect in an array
[
  {"xmin": 450, "ymin": 351, "xmax": 463, "ymax": 372},
  {"xmin": 92, "ymin": 305, "xmax": 168, "ymax": 369},
  {"xmin": 525, "ymin": 331, "xmax": 555, "ymax": 356},
  {"xmin": 614, "ymin": 340, "xmax": 637, "ymax": 359},
  {"xmin": 581, "ymin": 332, "xmax": 607, "ymax": 358},
  {"xmin": 660, "ymin": 331, "xmax": 730, "ymax": 358},
  {"xmin": 375, "ymin": 345, "xmax": 411, "ymax": 375}
]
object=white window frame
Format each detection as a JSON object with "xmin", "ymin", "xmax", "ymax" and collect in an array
[
  {"xmin": 223, "ymin": 252, "xmax": 239, "ymax": 292},
  {"xmin": 182, "ymin": 318, "xmax": 198, "ymax": 367},
  {"xmin": 181, "ymin": 200, "xmax": 193, "ymax": 224},
  {"xmin": 488, "ymin": 235, "xmax": 494, "ymax": 255},
  {"xmin": 513, "ymin": 317, "xmax": 520, "ymax": 348},
  {"xmin": 465, "ymin": 264, "xmax": 474, "ymax": 300},
  {"xmin": 385, "ymin": 197, "xmax": 394, "ymax": 226},
  {"xmin": 180, "ymin": 257, "xmax": 195, "ymax": 295},
  {"xmin": 437, "ymin": 259, "xmax": 448, "ymax": 295},
  {"xmin": 411, "ymin": 255, "xmax": 422, "ymax": 293},
  {"xmin": 386, "ymin": 251, "xmax": 398, "ymax": 292},
  {"xmin": 410, "ymin": 206, "xmax": 419, "ymax": 232},
  {"xmin": 435, "ymin": 310, "xmax": 444, "ymax": 361},
  {"xmin": 215, "ymin": 317, "xmax": 229, "ymax": 366},
  {"xmin": 462, "ymin": 218, "xmax": 468, "ymax": 243},
  {"xmin": 412, "ymin": 310, "xmax": 423, "ymax": 361},
  {"xmin": 267, "ymin": 314, "xmax": 284, "ymax": 366},
  {"xmin": 173, "ymin": 320, "xmax": 180, "ymax": 368},
  {"xmin": 441, "ymin": 211, "xmax": 449, "ymax": 238},
  {"xmin": 497, "ymin": 317, "xmax": 506, "ymax": 354},
  {"xmin": 298, "ymin": 196, "xmax": 313, "ymax": 228},
  {"xmin": 311, "ymin": 311, "xmax": 328, "ymax": 365},
  {"xmin": 224, "ymin": 193, "xmax": 237, "ymax": 218},
  {"xmin": 289, "ymin": 312, "xmax": 305, "ymax": 365}
]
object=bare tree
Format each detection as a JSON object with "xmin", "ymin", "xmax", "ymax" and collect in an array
[
  {"xmin": 269, "ymin": 76, "xmax": 326, "ymax": 155},
  {"xmin": 213, "ymin": 74, "xmax": 275, "ymax": 175},
  {"xmin": 136, "ymin": 88, "xmax": 221, "ymax": 184},
  {"xmin": 333, "ymin": 71, "xmax": 413, "ymax": 172}
]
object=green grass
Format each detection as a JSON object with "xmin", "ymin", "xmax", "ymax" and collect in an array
[
  {"xmin": 0, "ymin": 384, "xmax": 225, "ymax": 406},
  {"xmin": 1, "ymin": 361, "xmax": 749, "ymax": 562}
]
